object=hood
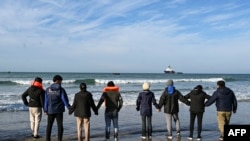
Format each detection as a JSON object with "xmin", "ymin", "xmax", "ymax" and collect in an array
[
  {"xmin": 50, "ymin": 83, "xmax": 61, "ymax": 90},
  {"xmin": 166, "ymin": 86, "xmax": 175, "ymax": 94},
  {"xmin": 217, "ymin": 87, "xmax": 231, "ymax": 95}
]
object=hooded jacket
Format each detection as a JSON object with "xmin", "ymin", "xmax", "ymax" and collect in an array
[
  {"xmin": 185, "ymin": 89, "xmax": 211, "ymax": 113},
  {"xmin": 44, "ymin": 83, "xmax": 71, "ymax": 114},
  {"xmin": 205, "ymin": 87, "xmax": 237, "ymax": 112},
  {"xmin": 136, "ymin": 90, "xmax": 159, "ymax": 116},
  {"xmin": 158, "ymin": 87, "xmax": 189, "ymax": 114}
]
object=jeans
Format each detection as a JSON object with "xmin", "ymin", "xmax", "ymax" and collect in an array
[
  {"xmin": 105, "ymin": 111, "xmax": 118, "ymax": 139},
  {"xmin": 46, "ymin": 113, "xmax": 64, "ymax": 141},
  {"xmin": 141, "ymin": 115, "xmax": 152, "ymax": 137}
]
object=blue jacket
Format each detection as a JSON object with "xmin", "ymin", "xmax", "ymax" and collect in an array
[
  {"xmin": 136, "ymin": 90, "xmax": 159, "ymax": 116},
  {"xmin": 205, "ymin": 87, "xmax": 237, "ymax": 112},
  {"xmin": 44, "ymin": 83, "xmax": 71, "ymax": 114}
]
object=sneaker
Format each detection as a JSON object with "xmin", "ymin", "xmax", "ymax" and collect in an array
[
  {"xmin": 188, "ymin": 136, "xmax": 193, "ymax": 140},
  {"xmin": 33, "ymin": 135, "xmax": 40, "ymax": 139},
  {"xmin": 197, "ymin": 138, "xmax": 201, "ymax": 141},
  {"xmin": 177, "ymin": 132, "xmax": 181, "ymax": 137},
  {"xmin": 141, "ymin": 136, "xmax": 146, "ymax": 139},
  {"xmin": 219, "ymin": 136, "xmax": 223, "ymax": 140},
  {"xmin": 167, "ymin": 136, "xmax": 173, "ymax": 139},
  {"xmin": 148, "ymin": 136, "xmax": 152, "ymax": 139}
]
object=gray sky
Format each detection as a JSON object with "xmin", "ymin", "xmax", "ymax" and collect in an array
[{"xmin": 0, "ymin": 0, "xmax": 250, "ymax": 73}]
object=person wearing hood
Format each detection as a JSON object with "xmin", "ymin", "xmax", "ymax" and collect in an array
[
  {"xmin": 184, "ymin": 85, "xmax": 211, "ymax": 140},
  {"xmin": 158, "ymin": 79, "xmax": 189, "ymax": 139},
  {"xmin": 21, "ymin": 77, "xmax": 45, "ymax": 139},
  {"xmin": 44, "ymin": 75, "xmax": 71, "ymax": 141},
  {"xmin": 205, "ymin": 80, "xmax": 237, "ymax": 141},
  {"xmin": 136, "ymin": 82, "xmax": 159, "ymax": 140}
]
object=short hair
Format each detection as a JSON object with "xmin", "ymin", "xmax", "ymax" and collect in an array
[
  {"xmin": 107, "ymin": 81, "xmax": 115, "ymax": 86},
  {"xmin": 217, "ymin": 80, "xmax": 225, "ymax": 87},
  {"xmin": 53, "ymin": 75, "xmax": 63, "ymax": 82},
  {"xmin": 34, "ymin": 77, "xmax": 43, "ymax": 83},
  {"xmin": 80, "ymin": 83, "xmax": 87, "ymax": 90}
]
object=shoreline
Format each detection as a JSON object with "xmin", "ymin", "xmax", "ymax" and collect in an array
[{"xmin": 0, "ymin": 102, "xmax": 249, "ymax": 141}]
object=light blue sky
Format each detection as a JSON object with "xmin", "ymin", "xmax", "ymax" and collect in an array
[{"xmin": 0, "ymin": 0, "xmax": 250, "ymax": 74}]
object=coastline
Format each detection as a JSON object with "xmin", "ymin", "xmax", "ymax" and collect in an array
[{"xmin": 0, "ymin": 102, "xmax": 249, "ymax": 141}]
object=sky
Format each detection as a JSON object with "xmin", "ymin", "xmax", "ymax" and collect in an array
[{"xmin": 0, "ymin": 0, "xmax": 250, "ymax": 74}]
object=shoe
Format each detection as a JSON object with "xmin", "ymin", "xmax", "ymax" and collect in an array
[
  {"xmin": 219, "ymin": 136, "xmax": 223, "ymax": 140},
  {"xmin": 197, "ymin": 138, "xmax": 201, "ymax": 141},
  {"xmin": 141, "ymin": 136, "xmax": 146, "ymax": 139},
  {"xmin": 148, "ymin": 136, "xmax": 152, "ymax": 139},
  {"xmin": 167, "ymin": 136, "xmax": 173, "ymax": 139},
  {"xmin": 177, "ymin": 132, "xmax": 181, "ymax": 137},
  {"xmin": 188, "ymin": 136, "xmax": 193, "ymax": 140},
  {"xmin": 33, "ymin": 135, "xmax": 40, "ymax": 139}
]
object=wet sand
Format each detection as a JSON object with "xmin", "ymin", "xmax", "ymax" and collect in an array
[{"xmin": 0, "ymin": 102, "xmax": 249, "ymax": 141}]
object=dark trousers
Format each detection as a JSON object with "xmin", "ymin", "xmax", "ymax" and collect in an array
[
  {"xmin": 141, "ymin": 115, "xmax": 152, "ymax": 137},
  {"xmin": 189, "ymin": 112, "xmax": 203, "ymax": 138},
  {"xmin": 46, "ymin": 113, "xmax": 64, "ymax": 141}
]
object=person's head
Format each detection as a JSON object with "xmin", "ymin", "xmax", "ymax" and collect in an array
[
  {"xmin": 217, "ymin": 80, "xmax": 225, "ymax": 88},
  {"xmin": 166, "ymin": 79, "xmax": 174, "ymax": 87},
  {"xmin": 53, "ymin": 75, "xmax": 63, "ymax": 83},
  {"xmin": 142, "ymin": 82, "xmax": 150, "ymax": 90},
  {"xmin": 107, "ymin": 81, "xmax": 115, "ymax": 87},
  {"xmin": 80, "ymin": 83, "xmax": 87, "ymax": 91},
  {"xmin": 34, "ymin": 77, "xmax": 43, "ymax": 83},
  {"xmin": 194, "ymin": 85, "xmax": 203, "ymax": 91}
]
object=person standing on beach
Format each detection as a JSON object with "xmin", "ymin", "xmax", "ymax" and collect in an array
[
  {"xmin": 44, "ymin": 75, "xmax": 71, "ymax": 141},
  {"xmin": 136, "ymin": 82, "xmax": 159, "ymax": 140},
  {"xmin": 97, "ymin": 81, "xmax": 123, "ymax": 141},
  {"xmin": 205, "ymin": 80, "xmax": 237, "ymax": 141},
  {"xmin": 21, "ymin": 77, "xmax": 45, "ymax": 139},
  {"xmin": 184, "ymin": 85, "xmax": 211, "ymax": 140},
  {"xmin": 158, "ymin": 79, "xmax": 189, "ymax": 139},
  {"xmin": 69, "ymin": 83, "xmax": 98, "ymax": 141}
]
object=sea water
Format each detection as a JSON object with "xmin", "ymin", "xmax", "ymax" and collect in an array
[{"xmin": 0, "ymin": 72, "xmax": 250, "ymax": 111}]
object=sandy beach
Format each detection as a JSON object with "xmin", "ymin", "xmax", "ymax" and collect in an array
[{"xmin": 0, "ymin": 102, "xmax": 249, "ymax": 141}]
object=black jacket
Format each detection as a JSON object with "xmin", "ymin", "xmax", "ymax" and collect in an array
[
  {"xmin": 185, "ymin": 89, "xmax": 211, "ymax": 113},
  {"xmin": 22, "ymin": 85, "xmax": 45, "ymax": 108},
  {"xmin": 69, "ymin": 90, "xmax": 97, "ymax": 118},
  {"xmin": 158, "ymin": 87, "xmax": 189, "ymax": 114},
  {"xmin": 136, "ymin": 90, "xmax": 159, "ymax": 116}
]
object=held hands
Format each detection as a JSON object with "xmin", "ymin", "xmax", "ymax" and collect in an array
[{"xmin": 157, "ymin": 109, "xmax": 161, "ymax": 112}]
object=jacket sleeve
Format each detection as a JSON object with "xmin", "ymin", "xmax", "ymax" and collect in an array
[
  {"xmin": 158, "ymin": 91, "xmax": 166, "ymax": 109},
  {"xmin": 178, "ymin": 91, "xmax": 189, "ymax": 105},
  {"xmin": 204, "ymin": 91, "xmax": 217, "ymax": 106},
  {"xmin": 231, "ymin": 91, "xmax": 237, "ymax": 111},
  {"xmin": 97, "ymin": 93, "xmax": 105, "ymax": 109},
  {"xmin": 69, "ymin": 94, "xmax": 76, "ymax": 115},
  {"xmin": 136, "ymin": 93, "xmax": 141, "ymax": 111},
  {"xmin": 152, "ymin": 93, "xmax": 159, "ymax": 109},
  {"xmin": 61, "ymin": 89, "xmax": 71, "ymax": 109},
  {"xmin": 40, "ymin": 90, "xmax": 45, "ymax": 108},
  {"xmin": 21, "ymin": 89, "xmax": 29, "ymax": 106},
  {"xmin": 118, "ymin": 93, "xmax": 123, "ymax": 111},
  {"xmin": 89, "ymin": 93, "xmax": 98, "ymax": 113},
  {"xmin": 44, "ymin": 90, "xmax": 48, "ymax": 112}
]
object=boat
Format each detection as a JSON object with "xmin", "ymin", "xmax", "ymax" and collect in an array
[{"xmin": 164, "ymin": 66, "xmax": 175, "ymax": 74}]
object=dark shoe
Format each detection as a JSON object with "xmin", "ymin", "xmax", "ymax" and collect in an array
[{"xmin": 33, "ymin": 135, "xmax": 40, "ymax": 139}]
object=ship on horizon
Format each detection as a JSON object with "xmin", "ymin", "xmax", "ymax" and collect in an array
[{"xmin": 164, "ymin": 66, "xmax": 183, "ymax": 74}]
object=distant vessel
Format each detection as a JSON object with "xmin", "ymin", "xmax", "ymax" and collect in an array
[{"xmin": 164, "ymin": 66, "xmax": 175, "ymax": 74}]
